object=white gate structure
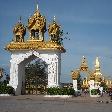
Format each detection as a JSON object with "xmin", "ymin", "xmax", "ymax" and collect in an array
[{"xmin": 5, "ymin": 5, "xmax": 65, "ymax": 95}]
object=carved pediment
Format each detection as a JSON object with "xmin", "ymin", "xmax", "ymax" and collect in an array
[{"xmin": 28, "ymin": 10, "xmax": 46, "ymax": 32}]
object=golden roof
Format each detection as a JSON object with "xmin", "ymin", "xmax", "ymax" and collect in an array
[
  {"xmin": 71, "ymin": 70, "xmax": 80, "ymax": 80},
  {"xmin": 5, "ymin": 5, "xmax": 65, "ymax": 53},
  {"xmin": 48, "ymin": 16, "xmax": 62, "ymax": 43},
  {"xmin": 80, "ymin": 56, "xmax": 88, "ymax": 71},
  {"xmin": 5, "ymin": 40, "xmax": 65, "ymax": 52}
]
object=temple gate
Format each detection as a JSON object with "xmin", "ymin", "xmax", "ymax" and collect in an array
[{"xmin": 5, "ymin": 5, "xmax": 65, "ymax": 95}]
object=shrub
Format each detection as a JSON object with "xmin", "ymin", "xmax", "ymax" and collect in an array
[
  {"xmin": 91, "ymin": 89, "xmax": 100, "ymax": 95},
  {"xmin": 0, "ymin": 82, "xmax": 15, "ymax": 94},
  {"xmin": 47, "ymin": 87, "xmax": 75, "ymax": 95}
]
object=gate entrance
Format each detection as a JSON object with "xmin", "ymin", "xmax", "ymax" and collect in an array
[
  {"xmin": 24, "ymin": 59, "xmax": 47, "ymax": 95},
  {"xmin": 72, "ymin": 56, "xmax": 93, "ymax": 91}
]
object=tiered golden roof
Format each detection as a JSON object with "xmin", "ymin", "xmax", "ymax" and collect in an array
[
  {"xmin": 5, "ymin": 5, "xmax": 65, "ymax": 52},
  {"xmin": 48, "ymin": 16, "xmax": 61, "ymax": 42},
  {"xmin": 72, "ymin": 69, "xmax": 80, "ymax": 80},
  {"xmin": 80, "ymin": 56, "xmax": 88, "ymax": 71},
  {"xmin": 27, "ymin": 7, "xmax": 46, "ymax": 41}
]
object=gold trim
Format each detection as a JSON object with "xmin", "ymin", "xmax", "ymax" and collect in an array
[{"xmin": 5, "ymin": 40, "xmax": 65, "ymax": 52}]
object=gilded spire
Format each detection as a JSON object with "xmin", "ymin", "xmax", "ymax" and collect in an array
[
  {"xmin": 36, "ymin": 3, "xmax": 39, "ymax": 11},
  {"xmin": 95, "ymin": 57, "xmax": 100, "ymax": 70},
  {"xmin": 13, "ymin": 17, "xmax": 26, "ymax": 42},
  {"xmin": 80, "ymin": 56, "xmax": 88, "ymax": 71},
  {"xmin": 53, "ymin": 16, "xmax": 56, "ymax": 22},
  {"xmin": 27, "ymin": 4, "xmax": 46, "ymax": 41},
  {"xmin": 94, "ymin": 57, "xmax": 102, "ymax": 81},
  {"xmin": 94, "ymin": 57, "xmax": 102, "ymax": 74},
  {"xmin": 48, "ymin": 16, "xmax": 62, "ymax": 44}
]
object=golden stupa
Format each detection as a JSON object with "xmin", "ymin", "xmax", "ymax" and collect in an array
[{"xmin": 72, "ymin": 56, "xmax": 112, "ymax": 89}]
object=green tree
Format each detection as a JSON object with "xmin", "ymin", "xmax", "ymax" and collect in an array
[
  {"xmin": 77, "ymin": 74, "xmax": 82, "ymax": 90},
  {"xmin": 25, "ymin": 59, "xmax": 48, "ymax": 85},
  {"xmin": 100, "ymin": 82, "xmax": 108, "ymax": 91},
  {"xmin": 0, "ymin": 67, "xmax": 4, "ymax": 79}
]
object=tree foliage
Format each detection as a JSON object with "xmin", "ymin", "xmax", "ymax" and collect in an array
[
  {"xmin": 77, "ymin": 74, "xmax": 82, "ymax": 90},
  {"xmin": 25, "ymin": 59, "xmax": 48, "ymax": 85},
  {"xmin": 0, "ymin": 67, "xmax": 4, "ymax": 78}
]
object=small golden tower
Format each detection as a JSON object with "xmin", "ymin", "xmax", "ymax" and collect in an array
[
  {"xmin": 72, "ymin": 56, "xmax": 89, "ymax": 80},
  {"xmin": 71, "ymin": 69, "xmax": 80, "ymax": 80},
  {"xmin": 48, "ymin": 16, "xmax": 62, "ymax": 44},
  {"xmin": 13, "ymin": 17, "xmax": 26, "ymax": 42},
  {"xmin": 94, "ymin": 57, "xmax": 102, "ymax": 82},
  {"xmin": 27, "ymin": 4, "xmax": 46, "ymax": 41},
  {"xmin": 80, "ymin": 56, "xmax": 88, "ymax": 71}
]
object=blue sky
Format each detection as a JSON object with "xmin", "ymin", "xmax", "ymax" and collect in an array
[{"xmin": 0, "ymin": 0, "xmax": 112, "ymax": 82}]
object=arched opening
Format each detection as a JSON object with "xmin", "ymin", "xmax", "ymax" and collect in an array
[{"xmin": 17, "ymin": 54, "xmax": 48, "ymax": 95}]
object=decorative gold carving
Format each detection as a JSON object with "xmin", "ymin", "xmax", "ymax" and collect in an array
[
  {"xmin": 72, "ymin": 70, "xmax": 80, "ymax": 80},
  {"xmin": 48, "ymin": 16, "xmax": 62, "ymax": 43},
  {"xmin": 5, "ymin": 5, "xmax": 66, "ymax": 53},
  {"xmin": 13, "ymin": 21, "xmax": 26, "ymax": 42},
  {"xmin": 5, "ymin": 41, "xmax": 65, "ymax": 52},
  {"xmin": 27, "ymin": 9, "xmax": 46, "ymax": 40},
  {"xmin": 89, "ymin": 74, "xmax": 95, "ymax": 80},
  {"xmin": 71, "ymin": 56, "xmax": 94, "ymax": 89},
  {"xmin": 72, "ymin": 56, "xmax": 112, "ymax": 89},
  {"xmin": 80, "ymin": 56, "xmax": 88, "ymax": 71}
]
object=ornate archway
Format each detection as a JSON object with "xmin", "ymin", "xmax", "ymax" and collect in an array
[
  {"xmin": 9, "ymin": 51, "xmax": 61, "ymax": 95},
  {"xmin": 72, "ymin": 56, "xmax": 104, "ymax": 91},
  {"xmin": 72, "ymin": 56, "xmax": 93, "ymax": 91},
  {"xmin": 5, "ymin": 5, "xmax": 65, "ymax": 95}
]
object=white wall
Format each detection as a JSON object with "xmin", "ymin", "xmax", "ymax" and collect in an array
[{"xmin": 9, "ymin": 50, "xmax": 62, "ymax": 95}]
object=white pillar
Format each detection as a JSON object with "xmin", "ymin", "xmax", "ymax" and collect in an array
[
  {"xmin": 73, "ymin": 80, "xmax": 77, "ymax": 91},
  {"xmin": 47, "ymin": 53, "xmax": 61, "ymax": 87},
  {"xmin": 89, "ymin": 80, "xmax": 95, "ymax": 90}
]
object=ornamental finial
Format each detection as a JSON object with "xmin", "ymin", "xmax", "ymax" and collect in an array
[
  {"xmin": 53, "ymin": 16, "xmax": 56, "ymax": 21},
  {"xmin": 36, "ymin": 3, "xmax": 39, "ymax": 10},
  {"xmin": 95, "ymin": 57, "xmax": 100, "ymax": 68}
]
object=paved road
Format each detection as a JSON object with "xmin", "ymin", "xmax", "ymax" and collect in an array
[{"xmin": 0, "ymin": 95, "xmax": 112, "ymax": 112}]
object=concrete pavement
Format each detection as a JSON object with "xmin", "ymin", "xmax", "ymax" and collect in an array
[{"xmin": 0, "ymin": 95, "xmax": 112, "ymax": 112}]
